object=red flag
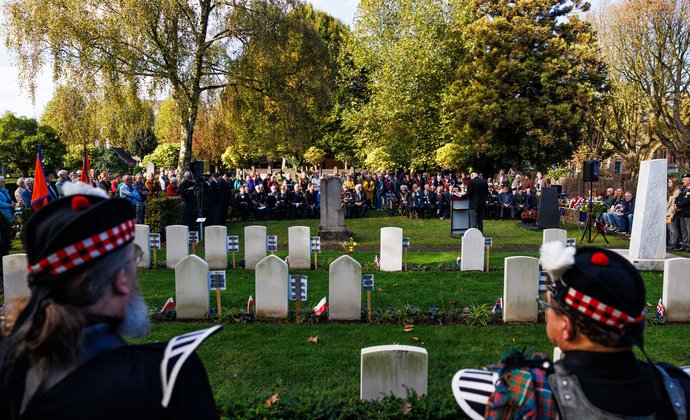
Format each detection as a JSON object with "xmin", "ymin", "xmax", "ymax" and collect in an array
[
  {"xmin": 80, "ymin": 146, "xmax": 91, "ymax": 184},
  {"xmin": 247, "ymin": 295, "xmax": 255, "ymax": 314},
  {"xmin": 160, "ymin": 297, "xmax": 175, "ymax": 314},
  {"xmin": 313, "ymin": 297, "xmax": 327, "ymax": 316},
  {"xmin": 31, "ymin": 151, "xmax": 50, "ymax": 211}
]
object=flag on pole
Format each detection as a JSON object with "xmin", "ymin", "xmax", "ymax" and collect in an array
[
  {"xmin": 313, "ymin": 297, "xmax": 327, "ymax": 316},
  {"xmin": 491, "ymin": 298, "xmax": 503, "ymax": 314},
  {"xmin": 374, "ymin": 255, "xmax": 380, "ymax": 268},
  {"xmin": 30, "ymin": 146, "xmax": 50, "ymax": 211},
  {"xmin": 247, "ymin": 295, "xmax": 255, "ymax": 314},
  {"xmin": 80, "ymin": 145, "xmax": 91, "ymax": 184},
  {"xmin": 160, "ymin": 297, "xmax": 175, "ymax": 314},
  {"xmin": 656, "ymin": 298, "xmax": 665, "ymax": 319}
]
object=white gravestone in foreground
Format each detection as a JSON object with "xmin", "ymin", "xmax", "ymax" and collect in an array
[
  {"xmin": 205, "ymin": 225, "xmax": 228, "ymax": 270},
  {"xmin": 662, "ymin": 258, "xmax": 690, "ymax": 322},
  {"xmin": 542, "ymin": 229, "xmax": 567, "ymax": 247},
  {"xmin": 244, "ymin": 225, "xmax": 267, "ymax": 270},
  {"xmin": 166, "ymin": 225, "xmax": 189, "ymax": 268},
  {"xmin": 3, "ymin": 254, "xmax": 29, "ymax": 313},
  {"xmin": 503, "ymin": 256, "xmax": 539, "ymax": 322},
  {"xmin": 175, "ymin": 254, "xmax": 209, "ymax": 319},
  {"xmin": 255, "ymin": 255, "xmax": 288, "ymax": 320},
  {"xmin": 360, "ymin": 345, "xmax": 428, "ymax": 400},
  {"xmin": 630, "ymin": 159, "xmax": 667, "ymax": 260},
  {"xmin": 380, "ymin": 227, "xmax": 403, "ymax": 272},
  {"xmin": 288, "ymin": 226, "xmax": 311, "ymax": 270},
  {"xmin": 134, "ymin": 224, "xmax": 151, "ymax": 268},
  {"xmin": 329, "ymin": 255, "xmax": 362, "ymax": 321},
  {"xmin": 461, "ymin": 228, "xmax": 485, "ymax": 271}
]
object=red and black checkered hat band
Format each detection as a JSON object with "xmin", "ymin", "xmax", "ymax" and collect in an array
[
  {"xmin": 28, "ymin": 219, "xmax": 135, "ymax": 276},
  {"xmin": 564, "ymin": 287, "xmax": 645, "ymax": 329}
]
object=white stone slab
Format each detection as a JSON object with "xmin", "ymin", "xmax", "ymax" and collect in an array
[
  {"xmin": 542, "ymin": 229, "xmax": 567, "ymax": 247},
  {"xmin": 360, "ymin": 345, "xmax": 428, "ymax": 400},
  {"xmin": 244, "ymin": 225, "xmax": 267, "ymax": 270},
  {"xmin": 612, "ymin": 249, "xmax": 678, "ymax": 271},
  {"xmin": 255, "ymin": 255, "xmax": 288, "ymax": 320},
  {"xmin": 662, "ymin": 258, "xmax": 690, "ymax": 322},
  {"xmin": 205, "ymin": 225, "xmax": 228, "ymax": 270},
  {"xmin": 380, "ymin": 227, "xmax": 403, "ymax": 272},
  {"xmin": 461, "ymin": 228, "xmax": 485, "ymax": 271},
  {"xmin": 175, "ymin": 254, "xmax": 209, "ymax": 319},
  {"xmin": 3, "ymin": 254, "xmax": 29, "ymax": 312},
  {"xmin": 630, "ymin": 159, "xmax": 667, "ymax": 260},
  {"xmin": 166, "ymin": 225, "xmax": 189, "ymax": 268},
  {"xmin": 134, "ymin": 224, "xmax": 151, "ymax": 268},
  {"xmin": 288, "ymin": 226, "xmax": 311, "ymax": 270},
  {"xmin": 329, "ymin": 255, "xmax": 362, "ymax": 321},
  {"xmin": 503, "ymin": 256, "xmax": 539, "ymax": 322}
]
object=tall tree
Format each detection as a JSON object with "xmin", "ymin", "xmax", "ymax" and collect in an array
[
  {"xmin": 4, "ymin": 0, "xmax": 296, "ymax": 171},
  {"xmin": 0, "ymin": 113, "xmax": 66, "ymax": 176},
  {"xmin": 445, "ymin": 0, "xmax": 608, "ymax": 171}
]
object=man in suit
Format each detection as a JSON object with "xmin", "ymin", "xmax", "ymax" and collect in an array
[{"xmin": 466, "ymin": 171, "xmax": 489, "ymax": 232}]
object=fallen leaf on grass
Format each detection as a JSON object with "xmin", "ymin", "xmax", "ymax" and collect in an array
[
  {"xmin": 376, "ymin": 288, "xmax": 384, "ymax": 292},
  {"xmin": 308, "ymin": 336, "xmax": 318, "ymax": 343},
  {"xmin": 265, "ymin": 393, "xmax": 279, "ymax": 407},
  {"xmin": 411, "ymin": 336, "xmax": 419, "ymax": 341},
  {"xmin": 402, "ymin": 402, "xmax": 413, "ymax": 415},
  {"xmin": 403, "ymin": 324, "xmax": 414, "ymax": 333}
]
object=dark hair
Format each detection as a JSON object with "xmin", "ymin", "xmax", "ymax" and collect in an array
[{"xmin": 550, "ymin": 300, "xmax": 627, "ymax": 347}]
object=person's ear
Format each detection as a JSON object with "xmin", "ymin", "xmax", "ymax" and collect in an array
[
  {"xmin": 562, "ymin": 314, "xmax": 578, "ymax": 342},
  {"xmin": 112, "ymin": 268, "xmax": 131, "ymax": 296}
]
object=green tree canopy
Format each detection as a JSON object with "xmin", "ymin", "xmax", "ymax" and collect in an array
[{"xmin": 0, "ymin": 113, "xmax": 66, "ymax": 176}]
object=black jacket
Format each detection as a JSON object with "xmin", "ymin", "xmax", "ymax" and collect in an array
[{"xmin": 467, "ymin": 177, "xmax": 489, "ymax": 209}]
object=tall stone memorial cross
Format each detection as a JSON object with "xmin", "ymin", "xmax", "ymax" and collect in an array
[
  {"xmin": 244, "ymin": 225, "xmax": 267, "ymax": 270},
  {"xmin": 255, "ymin": 255, "xmax": 288, "ymax": 320},
  {"xmin": 166, "ymin": 225, "xmax": 189, "ymax": 268},
  {"xmin": 319, "ymin": 176, "xmax": 349, "ymax": 241},
  {"xmin": 288, "ymin": 226, "xmax": 310, "ymax": 269},
  {"xmin": 380, "ymin": 227, "xmax": 403, "ymax": 272},
  {"xmin": 630, "ymin": 159, "xmax": 667, "ymax": 260},
  {"xmin": 2, "ymin": 254, "xmax": 29, "ymax": 313},
  {"xmin": 360, "ymin": 345, "xmax": 428, "ymax": 400},
  {"xmin": 503, "ymin": 256, "xmax": 539, "ymax": 322},
  {"xmin": 542, "ymin": 229, "xmax": 567, "ymax": 247},
  {"xmin": 461, "ymin": 228, "xmax": 485, "ymax": 271},
  {"xmin": 329, "ymin": 255, "xmax": 362, "ymax": 321},
  {"xmin": 204, "ymin": 225, "xmax": 228, "ymax": 270},
  {"xmin": 134, "ymin": 224, "xmax": 151, "ymax": 268},
  {"xmin": 662, "ymin": 258, "xmax": 690, "ymax": 322},
  {"xmin": 175, "ymin": 254, "xmax": 209, "ymax": 319}
]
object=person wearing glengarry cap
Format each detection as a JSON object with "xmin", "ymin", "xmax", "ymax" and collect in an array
[
  {"xmin": 452, "ymin": 242, "xmax": 690, "ymax": 419},
  {"xmin": 0, "ymin": 182, "xmax": 219, "ymax": 420}
]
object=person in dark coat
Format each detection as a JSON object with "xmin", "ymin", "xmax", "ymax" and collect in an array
[{"xmin": 466, "ymin": 171, "xmax": 489, "ymax": 232}]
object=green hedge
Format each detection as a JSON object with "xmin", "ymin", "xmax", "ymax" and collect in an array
[{"xmin": 145, "ymin": 197, "xmax": 182, "ymax": 237}]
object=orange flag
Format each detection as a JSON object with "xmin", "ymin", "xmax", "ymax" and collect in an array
[
  {"xmin": 80, "ymin": 145, "xmax": 91, "ymax": 184},
  {"xmin": 31, "ymin": 150, "xmax": 50, "ymax": 211}
]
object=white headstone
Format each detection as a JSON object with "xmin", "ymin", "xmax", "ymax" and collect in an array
[
  {"xmin": 380, "ymin": 227, "xmax": 403, "ymax": 272},
  {"xmin": 244, "ymin": 225, "xmax": 267, "ymax": 270},
  {"xmin": 542, "ymin": 229, "xmax": 567, "ymax": 247},
  {"xmin": 145, "ymin": 161, "xmax": 155, "ymax": 175},
  {"xmin": 166, "ymin": 225, "xmax": 189, "ymax": 268},
  {"xmin": 255, "ymin": 255, "xmax": 288, "ymax": 320},
  {"xmin": 2, "ymin": 254, "xmax": 29, "ymax": 312},
  {"xmin": 204, "ymin": 225, "xmax": 228, "ymax": 270},
  {"xmin": 461, "ymin": 228, "xmax": 485, "ymax": 271},
  {"xmin": 288, "ymin": 226, "xmax": 311, "ymax": 269},
  {"xmin": 329, "ymin": 255, "xmax": 362, "ymax": 321},
  {"xmin": 360, "ymin": 345, "xmax": 428, "ymax": 400},
  {"xmin": 662, "ymin": 258, "xmax": 690, "ymax": 322},
  {"xmin": 134, "ymin": 224, "xmax": 151, "ymax": 268},
  {"xmin": 175, "ymin": 254, "xmax": 209, "ymax": 319},
  {"xmin": 630, "ymin": 159, "xmax": 667, "ymax": 259},
  {"xmin": 503, "ymin": 256, "xmax": 539, "ymax": 322}
]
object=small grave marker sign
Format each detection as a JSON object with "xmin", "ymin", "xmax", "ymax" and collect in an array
[
  {"xmin": 208, "ymin": 271, "xmax": 227, "ymax": 291},
  {"xmin": 267, "ymin": 235, "xmax": 278, "ymax": 252},
  {"xmin": 150, "ymin": 233, "xmax": 161, "ymax": 249},
  {"xmin": 288, "ymin": 274, "xmax": 308, "ymax": 301},
  {"xmin": 310, "ymin": 237, "xmax": 321, "ymax": 253},
  {"xmin": 227, "ymin": 235, "xmax": 240, "ymax": 252},
  {"xmin": 402, "ymin": 238, "xmax": 410, "ymax": 248},
  {"xmin": 566, "ymin": 238, "xmax": 576, "ymax": 247},
  {"xmin": 188, "ymin": 231, "xmax": 200, "ymax": 244},
  {"xmin": 485, "ymin": 237, "xmax": 493, "ymax": 247},
  {"xmin": 362, "ymin": 274, "xmax": 375, "ymax": 291}
]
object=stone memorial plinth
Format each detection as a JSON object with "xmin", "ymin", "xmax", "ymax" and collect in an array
[
  {"xmin": 134, "ymin": 224, "xmax": 151, "ymax": 268},
  {"xmin": 329, "ymin": 255, "xmax": 361, "ymax": 321},
  {"xmin": 537, "ymin": 187, "xmax": 560, "ymax": 229},
  {"xmin": 629, "ymin": 159, "xmax": 667, "ymax": 260},
  {"xmin": 166, "ymin": 225, "xmax": 189, "ymax": 268},
  {"xmin": 255, "ymin": 255, "xmax": 288, "ymax": 320},
  {"xmin": 503, "ymin": 256, "xmax": 539, "ymax": 322},
  {"xmin": 175, "ymin": 255, "xmax": 209, "ymax": 319},
  {"xmin": 380, "ymin": 227, "xmax": 403, "ymax": 272},
  {"xmin": 662, "ymin": 258, "xmax": 690, "ymax": 322},
  {"xmin": 245, "ymin": 226, "xmax": 267, "ymax": 270},
  {"xmin": 288, "ymin": 226, "xmax": 311, "ymax": 269},
  {"xmin": 3, "ymin": 254, "xmax": 29, "ymax": 312},
  {"xmin": 205, "ymin": 225, "xmax": 228, "ymax": 270},
  {"xmin": 360, "ymin": 345, "xmax": 428, "ymax": 400},
  {"xmin": 461, "ymin": 228, "xmax": 485, "ymax": 271},
  {"xmin": 542, "ymin": 229, "xmax": 567, "ymax": 247},
  {"xmin": 319, "ymin": 176, "xmax": 350, "ymax": 241}
]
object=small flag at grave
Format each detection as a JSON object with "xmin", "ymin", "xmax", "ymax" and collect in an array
[
  {"xmin": 454, "ymin": 255, "xmax": 461, "ymax": 269},
  {"xmin": 314, "ymin": 297, "xmax": 327, "ymax": 315},
  {"xmin": 362, "ymin": 274, "xmax": 375, "ymax": 291},
  {"xmin": 566, "ymin": 238, "xmax": 577, "ymax": 247},
  {"xmin": 374, "ymin": 255, "xmax": 380, "ymax": 268},
  {"xmin": 402, "ymin": 237, "xmax": 410, "ymax": 248},
  {"xmin": 188, "ymin": 231, "xmax": 199, "ymax": 244},
  {"xmin": 284, "ymin": 256, "xmax": 289, "ymax": 264},
  {"xmin": 310, "ymin": 236, "xmax": 321, "ymax": 253},
  {"xmin": 160, "ymin": 297, "xmax": 175, "ymax": 314},
  {"xmin": 491, "ymin": 298, "xmax": 502, "ymax": 314},
  {"xmin": 227, "ymin": 235, "xmax": 239, "ymax": 252},
  {"xmin": 484, "ymin": 237, "xmax": 493, "ymax": 247},
  {"xmin": 657, "ymin": 298, "xmax": 665, "ymax": 319},
  {"xmin": 149, "ymin": 233, "xmax": 161, "ymax": 249},
  {"xmin": 247, "ymin": 295, "xmax": 255, "ymax": 315},
  {"xmin": 538, "ymin": 271, "xmax": 550, "ymax": 294}
]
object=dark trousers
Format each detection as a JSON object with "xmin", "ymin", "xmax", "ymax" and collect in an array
[
  {"xmin": 182, "ymin": 201, "xmax": 195, "ymax": 228},
  {"xmin": 0, "ymin": 221, "xmax": 12, "ymax": 257},
  {"xmin": 499, "ymin": 204, "xmax": 515, "ymax": 219},
  {"xmin": 469, "ymin": 205, "xmax": 486, "ymax": 232}
]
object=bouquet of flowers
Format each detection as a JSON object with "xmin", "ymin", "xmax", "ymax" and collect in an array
[
  {"xmin": 340, "ymin": 237, "xmax": 358, "ymax": 254},
  {"xmin": 521, "ymin": 209, "xmax": 538, "ymax": 222},
  {"xmin": 580, "ymin": 201, "xmax": 608, "ymax": 217}
]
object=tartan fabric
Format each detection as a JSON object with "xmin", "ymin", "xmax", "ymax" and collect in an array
[
  {"xmin": 564, "ymin": 287, "xmax": 644, "ymax": 329},
  {"xmin": 485, "ymin": 349, "xmax": 558, "ymax": 419},
  {"xmin": 29, "ymin": 219, "xmax": 135, "ymax": 276}
]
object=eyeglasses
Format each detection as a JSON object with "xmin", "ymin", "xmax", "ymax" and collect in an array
[
  {"xmin": 536, "ymin": 297, "xmax": 553, "ymax": 310},
  {"xmin": 128, "ymin": 245, "xmax": 144, "ymax": 266}
]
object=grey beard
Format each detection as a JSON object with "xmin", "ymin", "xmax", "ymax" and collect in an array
[{"xmin": 119, "ymin": 294, "xmax": 151, "ymax": 339}]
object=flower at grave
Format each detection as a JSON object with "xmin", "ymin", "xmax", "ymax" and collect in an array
[
  {"xmin": 580, "ymin": 201, "xmax": 608, "ymax": 217},
  {"xmin": 340, "ymin": 237, "xmax": 358, "ymax": 254},
  {"xmin": 520, "ymin": 209, "xmax": 538, "ymax": 222}
]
